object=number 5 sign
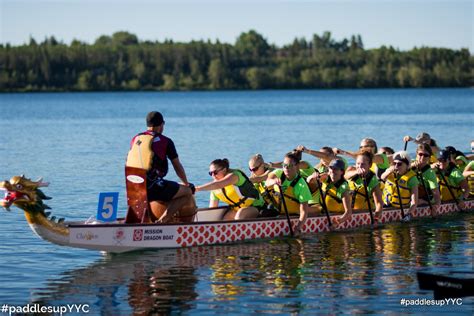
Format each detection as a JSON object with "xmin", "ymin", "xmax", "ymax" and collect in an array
[{"xmin": 97, "ymin": 192, "xmax": 119, "ymax": 222}]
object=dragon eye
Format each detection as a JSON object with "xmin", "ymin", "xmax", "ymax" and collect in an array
[{"xmin": 15, "ymin": 184, "xmax": 23, "ymax": 190}]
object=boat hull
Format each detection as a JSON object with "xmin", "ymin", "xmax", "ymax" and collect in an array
[{"xmin": 60, "ymin": 200, "xmax": 474, "ymax": 253}]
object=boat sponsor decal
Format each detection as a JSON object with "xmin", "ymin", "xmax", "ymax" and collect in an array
[
  {"xmin": 133, "ymin": 228, "xmax": 175, "ymax": 242},
  {"xmin": 127, "ymin": 175, "xmax": 144, "ymax": 184},
  {"xmin": 75, "ymin": 231, "xmax": 98, "ymax": 241},
  {"xmin": 113, "ymin": 228, "xmax": 126, "ymax": 245},
  {"xmin": 133, "ymin": 229, "xmax": 143, "ymax": 241}
]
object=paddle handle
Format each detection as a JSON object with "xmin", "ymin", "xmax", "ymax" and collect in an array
[
  {"xmin": 278, "ymin": 185, "xmax": 294, "ymax": 237},
  {"xmin": 394, "ymin": 174, "xmax": 406, "ymax": 219},
  {"xmin": 317, "ymin": 179, "xmax": 332, "ymax": 227},
  {"xmin": 362, "ymin": 177, "xmax": 374, "ymax": 225},
  {"xmin": 404, "ymin": 141, "xmax": 408, "ymax": 151}
]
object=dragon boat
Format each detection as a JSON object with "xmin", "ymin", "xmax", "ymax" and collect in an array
[{"xmin": 1, "ymin": 167, "xmax": 473, "ymax": 254}]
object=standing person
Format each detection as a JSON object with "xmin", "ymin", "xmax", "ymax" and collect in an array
[
  {"xmin": 195, "ymin": 158, "xmax": 263, "ymax": 220},
  {"xmin": 127, "ymin": 111, "xmax": 196, "ymax": 223},
  {"xmin": 381, "ymin": 151, "xmax": 419, "ymax": 217},
  {"xmin": 265, "ymin": 152, "xmax": 314, "ymax": 233},
  {"xmin": 410, "ymin": 144, "xmax": 441, "ymax": 216},
  {"xmin": 435, "ymin": 150, "xmax": 469, "ymax": 205},
  {"xmin": 346, "ymin": 152, "xmax": 383, "ymax": 221}
]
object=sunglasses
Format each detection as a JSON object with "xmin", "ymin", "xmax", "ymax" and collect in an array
[
  {"xmin": 282, "ymin": 163, "xmax": 294, "ymax": 168},
  {"xmin": 417, "ymin": 152, "xmax": 430, "ymax": 158},
  {"xmin": 249, "ymin": 164, "xmax": 262, "ymax": 172},
  {"xmin": 393, "ymin": 162, "xmax": 404, "ymax": 167},
  {"xmin": 359, "ymin": 145, "xmax": 373, "ymax": 149},
  {"xmin": 208, "ymin": 168, "xmax": 223, "ymax": 176},
  {"xmin": 437, "ymin": 159, "xmax": 447, "ymax": 163}
]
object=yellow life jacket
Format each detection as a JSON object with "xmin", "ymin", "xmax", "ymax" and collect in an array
[
  {"xmin": 255, "ymin": 182, "xmax": 279, "ymax": 209},
  {"xmin": 213, "ymin": 170, "xmax": 260, "ymax": 210},
  {"xmin": 272, "ymin": 173, "xmax": 302, "ymax": 214},
  {"xmin": 468, "ymin": 175, "xmax": 474, "ymax": 197},
  {"xmin": 126, "ymin": 133, "xmax": 154, "ymax": 170},
  {"xmin": 349, "ymin": 171, "xmax": 376, "ymax": 210},
  {"xmin": 322, "ymin": 178, "xmax": 347, "ymax": 213},
  {"xmin": 383, "ymin": 170, "xmax": 416, "ymax": 208},
  {"xmin": 437, "ymin": 164, "xmax": 463, "ymax": 202}
]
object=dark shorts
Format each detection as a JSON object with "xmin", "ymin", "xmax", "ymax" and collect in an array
[{"xmin": 147, "ymin": 177, "xmax": 180, "ymax": 202}]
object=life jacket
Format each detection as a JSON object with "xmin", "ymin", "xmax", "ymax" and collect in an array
[
  {"xmin": 126, "ymin": 132, "xmax": 154, "ymax": 170},
  {"xmin": 437, "ymin": 163, "xmax": 463, "ymax": 202},
  {"xmin": 213, "ymin": 170, "xmax": 260, "ymax": 210},
  {"xmin": 322, "ymin": 178, "xmax": 347, "ymax": 213},
  {"xmin": 414, "ymin": 165, "xmax": 434, "ymax": 202},
  {"xmin": 273, "ymin": 172, "xmax": 303, "ymax": 214},
  {"xmin": 468, "ymin": 174, "xmax": 474, "ymax": 197},
  {"xmin": 383, "ymin": 170, "xmax": 417, "ymax": 208},
  {"xmin": 349, "ymin": 171, "xmax": 376, "ymax": 210},
  {"xmin": 255, "ymin": 181, "xmax": 279, "ymax": 210}
]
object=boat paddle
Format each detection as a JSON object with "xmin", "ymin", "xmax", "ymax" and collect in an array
[
  {"xmin": 404, "ymin": 141, "xmax": 408, "ymax": 151},
  {"xmin": 277, "ymin": 184, "xmax": 294, "ymax": 237},
  {"xmin": 362, "ymin": 176, "xmax": 374, "ymax": 225},
  {"xmin": 436, "ymin": 167, "xmax": 462, "ymax": 212},
  {"xmin": 415, "ymin": 169, "xmax": 435, "ymax": 216},
  {"xmin": 316, "ymin": 178, "xmax": 332, "ymax": 227},
  {"xmin": 394, "ymin": 172, "xmax": 410, "ymax": 221}
]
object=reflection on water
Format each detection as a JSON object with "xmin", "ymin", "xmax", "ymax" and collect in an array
[{"xmin": 29, "ymin": 213, "xmax": 473, "ymax": 314}]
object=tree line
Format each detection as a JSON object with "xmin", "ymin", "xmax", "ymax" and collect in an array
[{"xmin": 0, "ymin": 30, "xmax": 471, "ymax": 92}]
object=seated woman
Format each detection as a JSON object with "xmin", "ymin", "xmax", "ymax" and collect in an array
[
  {"xmin": 345, "ymin": 151, "xmax": 383, "ymax": 221},
  {"xmin": 381, "ymin": 151, "xmax": 419, "ymax": 218},
  {"xmin": 265, "ymin": 152, "xmax": 313, "ymax": 233},
  {"xmin": 248, "ymin": 154, "xmax": 278, "ymax": 211},
  {"xmin": 410, "ymin": 144, "xmax": 441, "ymax": 216},
  {"xmin": 403, "ymin": 133, "xmax": 439, "ymax": 164},
  {"xmin": 195, "ymin": 158, "xmax": 264, "ymax": 221},
  {"xmin": 307, "ymin": 159, "xmax": 352, "ymax": 226},
  {"xmin": 335, "ymin": 138, "xmax": 391, "ymax": 180},
  {"xmin": 435, "ymin": 150, "xmax": 469, "ymax": 206},
  {"xmin": 296, "ymin": 145, "xmax": 348, "ymax": 173},
  {"xmin": 268, "ymin": 148, "xmax": 315, "ymax": 180}
]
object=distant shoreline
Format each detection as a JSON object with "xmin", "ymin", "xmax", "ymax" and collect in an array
[{"xmin": 1, "ymin": 31, "xmax": 471, "ymax": 92}]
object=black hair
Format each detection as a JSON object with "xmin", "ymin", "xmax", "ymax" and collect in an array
[{"xmin": 211, "ymin": 158, "xmax": 230, "ymax": 170}]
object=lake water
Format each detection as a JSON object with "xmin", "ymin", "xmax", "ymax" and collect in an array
[{"xmin": 0, "ymin": 89, "xmax": 473, "ymax": 314}]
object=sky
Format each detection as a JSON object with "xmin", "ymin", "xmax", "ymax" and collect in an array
[{"xmin": 1, "ymin": 0, "xmax": 472, "ymax": 51}]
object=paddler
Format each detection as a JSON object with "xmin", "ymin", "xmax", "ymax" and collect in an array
[
  {"xmin": 195, "ymin": 158, "xmax": 263, "ymax": 220},
  {"xmin": 265, "ymin": 152, "xmax": 314, "ymax": 233},
  {"xmin": 345, "ymin": 151, "xmax": 383, "ymax": 221},
  {"xmin": 334, "ymin": 138, "xmax": 392, "ymax": 180},
  {"xmin": 463, "ymin": 140, "xmax": 474, "ymax": 197},
  {"xmin": 434, "ymin": 150, "xmax": 469, "ymax": 206},
  {"xmin": 410, "ymin": 144, "xmax": 441, "ymax": 216},
  {"xmin": 403, "ymin": 132, "xmax": 439, "ymax": 164},
  {"xmin": 127, "ymin": 111, "xmax": 196, "ymax": 223},
  {"xmin": 307, "ymin": 159, "xmax": 353, "ymax": 226},
  {"xmin": 381, "ymin": 151, "xmax": 419, "ymax": 218},
  {"xmin": 248, "ymin": 154, "xmax": 279, "ymax": 213},
  {"xmin": 267, "ymin": 148, "xmax": 316, "ymax": 180}
]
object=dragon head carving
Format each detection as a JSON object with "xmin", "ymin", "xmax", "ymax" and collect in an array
[{"xmin": 0, "ymin": 175, "xmax": 52, "ymax": 214}]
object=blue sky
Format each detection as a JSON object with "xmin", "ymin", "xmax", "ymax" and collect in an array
[{"xmin": 1, "ymin": 0, "xmax": 472, "ymax": 51}]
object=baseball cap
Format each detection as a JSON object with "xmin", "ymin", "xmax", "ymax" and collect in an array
[
  {"xmin": 438, "ymin": 150, "xmax": 450, "ymax": 161},
  {"xmin": 393, "ymin": 151, "xmax": 410, "ymax": 165},
  {"xmin": 328, "ymin": 159, "xmax": 345, "ymax": 170}
]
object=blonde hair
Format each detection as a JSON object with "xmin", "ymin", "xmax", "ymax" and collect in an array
[{"xmin": 249, "ymin": 154, "xmax": 264, "ymax": 166}]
